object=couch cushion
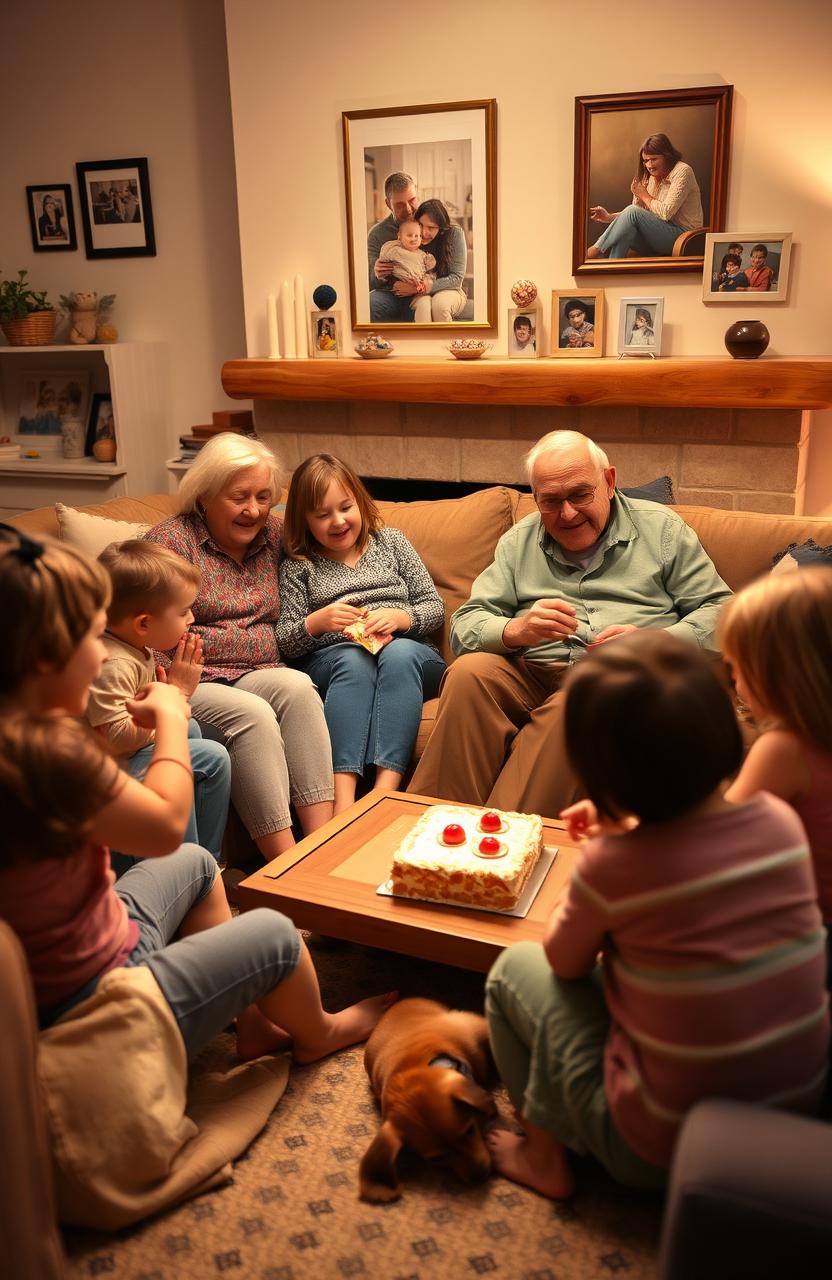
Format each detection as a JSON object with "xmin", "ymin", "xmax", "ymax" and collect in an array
[
  {"xmin": 673, "ymin": 507, "xmax": 832, "ymax": 592},
  {"xmin": 377, "ymin": 486, "xmax": 516, "ymax": 663},
  {"xmin": 770, "ymin": 538, "xmax": 832, "ymax": 574},
  {"xmin": 9, "ymin": 495, "xmax": 178, "ymax": 541},
  {"xmin": 56, "ymin": 503, "xmax": 151, "ymax": 558}
]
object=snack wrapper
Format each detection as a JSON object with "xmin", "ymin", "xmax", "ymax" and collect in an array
[{"xmin": 342, "ymin": 617, "xmax": 391, "ymax": 654}]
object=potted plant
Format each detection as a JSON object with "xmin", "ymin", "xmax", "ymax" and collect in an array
[{"xmin": 0, "ymin": 269, "xmax": 56, "ymax": 346}]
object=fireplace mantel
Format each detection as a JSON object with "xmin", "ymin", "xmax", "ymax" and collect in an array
[{"xmin": 222, "ymin": 356, "xmax": 832, "ymax": 410}]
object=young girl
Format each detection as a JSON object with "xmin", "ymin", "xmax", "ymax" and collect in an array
[
  {"xmin": 277, "ymin": 454, "xmax": 446, "ymax": 813},
  {"xmin": 628, "ymin": 307, "xmax": 655, "ymax": 346},
  {"xmin": 485, "ymin": 630, "xmax": 829, "ymax": 1199},
  {"xmin": 719, "ymin": 567, "xmax": 832, "ymax": 978},
  {"xmin": 0, "ymin": 525, "xmax": 394, "ymax": 1065}
]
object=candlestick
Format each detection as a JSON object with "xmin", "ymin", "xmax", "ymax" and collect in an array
[
  {"xmin": 267, "ymin": 293, "xmax": 280, "ymax": 359},
  {"xmin": 280, "ymin": 280, "xmax": 296, "ymax": 359},
  {"xmin": 294, "ymin": 274, "xmax": 309, "ymax": 358}
]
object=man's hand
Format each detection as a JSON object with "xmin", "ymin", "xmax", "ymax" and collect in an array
[
  {"xmin": 307, "ymin": 602, "xmax": 366, "ymax": 637},
  {"xmin": 373, "ymin": 259, "xmax": 394, "ymax": 282},
  {"xmin": 591, "ymin": 623, "xmax": 639, "ymax": 645},
  {"xmin": 502, "ymin": 599, "xmax": 578, "ymax": 649},
  {"xmin": 363, "ymin": 607, "xmax": 411, "ymax": 638},
  {"xmin": 127, "ymin": 681, "xmax": 191, "ymax": 729},
  {"xmin": 164, "ymin": 632, "xmax": 204, "ymax": 698}
]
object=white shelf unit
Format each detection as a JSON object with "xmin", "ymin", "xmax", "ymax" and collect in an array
[{"xmin": 0, "ymin": 342, "xmax": 172, "ymax": 517}]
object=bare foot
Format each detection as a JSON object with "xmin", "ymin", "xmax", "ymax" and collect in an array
[
  {"xmin": 235, "ymin": 1005, "xmax": 293, "ymax": 1060},
  {"xmin": 293, "ymin": 991, "xmax": 398, "ymax": 1064},
  {"xmin": 586, "ymin": 245, "xmax": 603, "ymax": 260},
  {"xmin": 487, "ymin": 1128, "xmax": 575, "ymax": 1199}
]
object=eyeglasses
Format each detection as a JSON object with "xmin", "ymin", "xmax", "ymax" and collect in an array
[{"xmin": 535, "ymin": 485, "xmax": 597, "ymax": 514}]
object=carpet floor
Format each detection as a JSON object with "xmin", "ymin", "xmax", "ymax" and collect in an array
[{"xmin": 64, "ymin": 938, "xmax": 663, "ymax": 1280}]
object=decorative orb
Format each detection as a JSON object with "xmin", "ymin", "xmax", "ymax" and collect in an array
[
  {"xmin": 93, "ymin": 437, "xmax": 117, "ymax": 463},
  {"xmin": 96, "ymin": 323, "xmax": 118, "ymax": 343},
  {"xmin": 313, "ymin": 284, "xmax": 337, "ymax": 310},
  {"xmin": 511, "ymin": 279, "xmax": 538, "ymax": 307},
  {"xmin": 724, "ymin": 318, "xmax": 770, "ymax": 360}
]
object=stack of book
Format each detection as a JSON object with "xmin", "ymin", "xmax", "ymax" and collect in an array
[
  {"xmin": 0, "ymin": 439, "xmax": 21, "ymax": 460},
  {"xmin": 177, "ymin": 409, "xmax": 255, "ymax": 461}
]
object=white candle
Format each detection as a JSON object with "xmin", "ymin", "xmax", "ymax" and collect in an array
[
  {"xmin": 280, "ymin": 280, "xmax": 296, "ymax": 359},
  {"xmin": 294, "ymin": 274, "xmax": 309, "ymax": 358},
  {"xmin": 267, "ymin": 293, "xmax": 280, "ymax": 359}
]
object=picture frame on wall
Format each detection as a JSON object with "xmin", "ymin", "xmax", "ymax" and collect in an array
[
  {"xmin": 310, "ymin": 310, "xmax": 342, "ymax": 358},
  {"xmin": 76, "ymin": 157, "xmax": 156, "ymax": 259},
  {"xmin": 551, "ymin": 290, "xmax": 605, "ymax": 358},
  {"xmin": 26, "ymin": 184, "xmax": 77, "ymax": 252},
  {"xmin": 617, "ymin": 296, "xmax": 664, "ymax": 356},
  {"xmin": 701, "ymin": 233, "xmax": 792, "ymax": 302},
  {"xmin": 573, "ymin": 85, "xmax": 733, "ymax": 276},
  {"xmin": 342, "ymin": 98, "xmax": 497, "ymax": 330},
  {"xmin": 85, "ymin": 392, "xmax": 115, "ymax": 456},
  {"xmin": 507, "ymin": 307, "xmax": 539, "ymax": 359}
]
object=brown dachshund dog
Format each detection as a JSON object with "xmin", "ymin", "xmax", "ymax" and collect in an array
[{"xmin": 358, "ymin": 997, "xmax": 497, "ymax": 1202}]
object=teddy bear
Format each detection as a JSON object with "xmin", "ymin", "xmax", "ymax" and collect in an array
[{"xmin": 59, "ymin": 291, "xmax": 116, "ymax": 344}]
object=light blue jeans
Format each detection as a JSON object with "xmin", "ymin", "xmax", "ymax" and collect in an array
[
  {"xmin": 592, "ymin": 205, "xmax": 686, "ymax": 258},
  {"xmin": 369, "ymin": 288, "xmax": 415, "ymax": 323},
  {"xmin": 298, "ymin": 638, "xmax": 446, "ymax": 776}
]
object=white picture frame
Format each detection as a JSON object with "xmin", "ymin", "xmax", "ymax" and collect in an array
[
  {"xmin": 617, "ymin": 297, "xmax": 664, "ymax": 357},
  {"xmin": 507, "ymin": 307, "xmax": 539, "ymax": 359},
  {"xmin": 702, "ymin": 233, "xmax": 792, "ymax": 302},
  {"xmin": 310, "ymin": 310, "xmax": 342, "ymax": 358},
  {"xmin": 12, "ymin": 368, "xmax": 91, "ymax": 448}
]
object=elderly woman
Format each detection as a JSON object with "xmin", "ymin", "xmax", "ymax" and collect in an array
[
  {"xmin": 145, "ymin": 434, "xmax": 334, "ymax": 861},
  {"xmin": 587, "ymin": 133, "xmax": 703, "ymax": 260}
]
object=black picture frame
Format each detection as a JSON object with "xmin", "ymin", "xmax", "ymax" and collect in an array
[
  {"xmin": 85, "ymin": 392, "xmax": 115, "ymax": 456},
  {"xmin": 75, "ymin": 157, "xmax": 156, "ymax": 259},
  {"xmin": 26, "ymin": 184, "xmax": 77, "ymax": 252}
]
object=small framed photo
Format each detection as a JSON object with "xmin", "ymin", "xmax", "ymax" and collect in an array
[
  {"xmin": 551, "ymin": 290, "xmax": 604, "ymax": 357},
  {"xmin": 617, "ymin": 297, "xmax": 664, "ymax": 356},
  {"xmin": 310, "ymin": 310, "xmax": 342, "ymax": 358},
  {"xmin": 13, "ymin": 369, "xmax": 91, "ymax": 448},
  {"xmin": 75, "ymin": 157, "xmax": 156, "ymax": 259},
  {"xmin": 85, "ymin": 393, "xmax": 115, "ymax": 455},
  {"xmin": 702, "ymin": 233, "xmax": 792, "ymax": 302},
  {"xmin": 508, "ymin": 307, "xmax": 539, "ymax": 359},
  {"xmin": 26, "ymin": 184, "xmax": 77, "ymax": 252}
]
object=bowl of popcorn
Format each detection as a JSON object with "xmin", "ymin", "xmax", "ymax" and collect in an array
[
  {"xmin": 448, "ymin": 338, "xmax": 491, "ymax": 360},
  {"xmin": 355, "ymin": 334, "xmax": 394, "ymax": 359}
]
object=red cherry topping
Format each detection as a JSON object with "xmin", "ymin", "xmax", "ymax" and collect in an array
[
  {"xmin": 442, "ymin": 823, "xmax": 466, "ymax": 846},
  {"xmin": 478, "ymin": 836, "xmax": 501, "ymax": 855},
  {"xmin": 479, "ymin": 811, "xmax": 502, "ymax": 833}
]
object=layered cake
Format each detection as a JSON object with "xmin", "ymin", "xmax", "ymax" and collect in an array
[{"xmin": 390, "ymin": 805, "xmax": 543, "ymax": 912}]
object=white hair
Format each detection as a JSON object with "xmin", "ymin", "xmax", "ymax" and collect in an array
[
  {"xmin": 176, "ymin": 433, "xmax": 282, "ymax": 514},
  {"xmin": 524, "ymin": 430, "xmax": 609, "ymax": 483}
]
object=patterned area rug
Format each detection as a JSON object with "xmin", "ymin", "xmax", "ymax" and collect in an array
[{"xmin": 64, "ymin": 939, "xmax": 662, "ymax": 1279}]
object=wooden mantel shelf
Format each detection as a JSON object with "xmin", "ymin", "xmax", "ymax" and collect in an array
[{"xmin": 222, "ymin": 356, "xmax": 832, "ymax": 410}]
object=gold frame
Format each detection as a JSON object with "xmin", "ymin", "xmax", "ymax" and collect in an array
[
  {"xmin": 550, "ymin": 290, "xmax": 605, "ymax": 358},
  {"xmin": 342, "ymin": 99, "xmax": 497, "ymax": 331}
]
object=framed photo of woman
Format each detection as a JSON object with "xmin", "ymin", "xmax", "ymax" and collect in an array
[
  {"xmin": 573, "ymin": 85, "xmax": 733, "ymax": 276},
  {"xmin": 617, "ymin": 297, "xmax": 664, "ymax": 357},
  {"xmin": 550, "ymin": 290, "xmax": 605, "ymax": 358},
  {"xmin": 76, "ymin": 157, "xmax": 156, "ymax": 259},
  {"xmin": 26, "ymin": 184, "xmax": 77, "ymax": 252},
  {"xmin": 342, "ymin": 99, "xmax": 497, "ymax": 330}
]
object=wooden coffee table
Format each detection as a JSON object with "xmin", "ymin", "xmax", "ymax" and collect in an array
[{"xmin": 236, "ymin": 791, "xmax": 579, "ymax": 972}]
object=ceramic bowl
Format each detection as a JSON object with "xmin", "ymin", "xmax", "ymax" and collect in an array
[
  {"xmin": 448, "ymin": 340, "xmax": 491, "ymax": 360},
  {"xmin": 355, "ymin": 345, "xmax": 394, "ymax": 359}
]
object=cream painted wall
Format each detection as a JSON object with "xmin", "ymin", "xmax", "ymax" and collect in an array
[
  {"xmin": 0, "ymin": 0, "xmax": 248, "ymax": 451},
  {"xmin": 225, "ymin": 0, "xmax": 832, "ymax": 361}
]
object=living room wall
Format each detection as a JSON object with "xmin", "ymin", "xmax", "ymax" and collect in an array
[{"xmin": 0, "ymin": 0, "xmax": 248, "ymax": 448}]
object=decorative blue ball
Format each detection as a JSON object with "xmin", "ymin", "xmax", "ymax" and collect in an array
[{"xmin": 313, "ymin": 284, "xmax": 337, "ymax": 310}]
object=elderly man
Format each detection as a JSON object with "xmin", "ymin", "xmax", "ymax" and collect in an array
[
  {"xmin": 408, "ymin": 430, "xmax": 733, "ymax": 818},
  {"xmin": 368, "ymin": 171, "xmax": 422, "ymax": 324}
]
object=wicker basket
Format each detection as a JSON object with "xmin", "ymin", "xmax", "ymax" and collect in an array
[{"xmin": 1, "ymin": 310, "xmax": 57, "ymax": 346}]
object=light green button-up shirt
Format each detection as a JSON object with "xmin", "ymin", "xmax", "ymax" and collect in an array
[{"xmin": 450, "ymin": 493, "xmax": 733, "ymax": 664}]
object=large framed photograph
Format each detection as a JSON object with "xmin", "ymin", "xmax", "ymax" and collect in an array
[
  {"xmin": 573, "ymin": 85, "xmax": 733, "ymax": 276},
  {"xmin": 85, "ymin": 392, "xmax": 115, "ymax": 456},
  {"xmin": 75, "ymin": 157, "xmax": 156, "ymax": 259},
  {"xmin": 342, "ymin": 99, "xmax": 497, "ymax": 329},
  {"xmin": 551, "ymin": 290, "xmax": 605, "ymax": 358},
  {"xmin": 702, "ymin": 233, "xmax": 792, "ymax": 302},
  {"xmin": 617, "ymin": 297, "xmax": 664, "ymax": 356},
  {"xmin": 13, "ymin": 369, "xmax": 91, "ymax": 449},
  {"xmin": 26, "ymin": 184, "xmax": 77, "ymax": 252}
]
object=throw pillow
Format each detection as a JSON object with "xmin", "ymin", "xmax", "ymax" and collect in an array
[
  {"xmin": 620, "ymin": 475, "xmax": 675, "ymax": 505},
  {"xmin": 55, "ymin": 503, "xmax": 150, "ymax": 558},
  {"xmin": 770, "ymin": 538, "xmax": 832, "ymax": 575}
]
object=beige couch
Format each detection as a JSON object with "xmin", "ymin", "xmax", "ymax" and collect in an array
[{"xmin": 10, "ymin": 487, "xmax": 832, "ymax": 760}]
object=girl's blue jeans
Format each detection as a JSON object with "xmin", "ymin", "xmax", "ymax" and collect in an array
[
  {"xmin": 592, "ymin": 205, "xmax": 686, "ymax": 258},
  {"xmin": 298, "ymin": 638, "xmax": 446, "ymax": 776}
]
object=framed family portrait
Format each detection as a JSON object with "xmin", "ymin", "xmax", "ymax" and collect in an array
[
  {"xmin": 76, "ymin": 157, "xmax": 156, "ymax": 259},
  {"xmin": 507, "ymin": 307, "xmax": 539, "ymax": 359},
  {"xmin": 13, "ymin": 369, "xmax": 90, "ymax": 444},
  {"xmin": 702, "ymin": 233, "xmax": 792, "ymax": 302},
  {"xmin": 551, "ymin": 290, "xmax": 605, "ymax": 358},
  {"xmin": 26, "ymin": 184, "xmax": 77, "ymax": 252},
  {"xmin": 617, "ymin": 297, "xmax": 664, "ymax": 356},
  {"xmin": 342, "ymin": 99, "xmax": 497, "ymax": 330},
  {"xmin": 573, "ymin": 85, "xmax": 733, "ymax": 276},
  {"xmin": 310, "ymin": 310, "xmax": 342, "ymax": 358},
  {"xmin": 85, "ymin": 393, "xmax": 115, "ymax": 455}
]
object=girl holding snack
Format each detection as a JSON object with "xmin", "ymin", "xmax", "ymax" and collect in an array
[
  {"xmin": 719, "ymin": 567, "xmax": 832, "ymax": 981},
  {"xmin": 0, "ymin": 525, "xmax": 395, "ymax": 1060},
  {"xmin": 485, "ymin": 630, "xmax": 829, "ymax": 1198},
  {"xmin": 278, "ymin": 454, "xmax": 446, "ymax": 813}
]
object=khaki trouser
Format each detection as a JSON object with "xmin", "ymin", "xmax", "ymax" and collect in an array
[{"xmin": 408, "ymin": 652, "xmax": 581, "ymax": 820}]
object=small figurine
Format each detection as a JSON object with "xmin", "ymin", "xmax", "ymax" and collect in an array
[{"xmin": 59, "ymin": 291, "xmax": 117, "ymax": 344}]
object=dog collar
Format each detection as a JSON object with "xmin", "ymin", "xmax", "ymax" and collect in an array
[{"xmin": 428, "ymin": 1054, "xmax": 473, "ymax": 1079}]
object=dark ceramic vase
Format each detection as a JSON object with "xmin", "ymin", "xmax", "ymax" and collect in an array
[{"xmin": 724, "ymin": 319, "xmax": 770, "ymax": 359}]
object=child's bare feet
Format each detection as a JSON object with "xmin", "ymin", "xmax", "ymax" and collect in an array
[
  {"xmin": 487, "ymin": 1128, "xmax": 575, "ymax": 1199},
  {"xmin": 235, "ymin": 1005, "xmax": 292, "ymax": 1060},
  {"xmin": 293, "ymin": 991, "xmax": 398, "ymax": 1064}
]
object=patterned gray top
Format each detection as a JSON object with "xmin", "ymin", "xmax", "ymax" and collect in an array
[{"xmin": 276, "ymin": 527, "xmax": 444, "ymax": 659}]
